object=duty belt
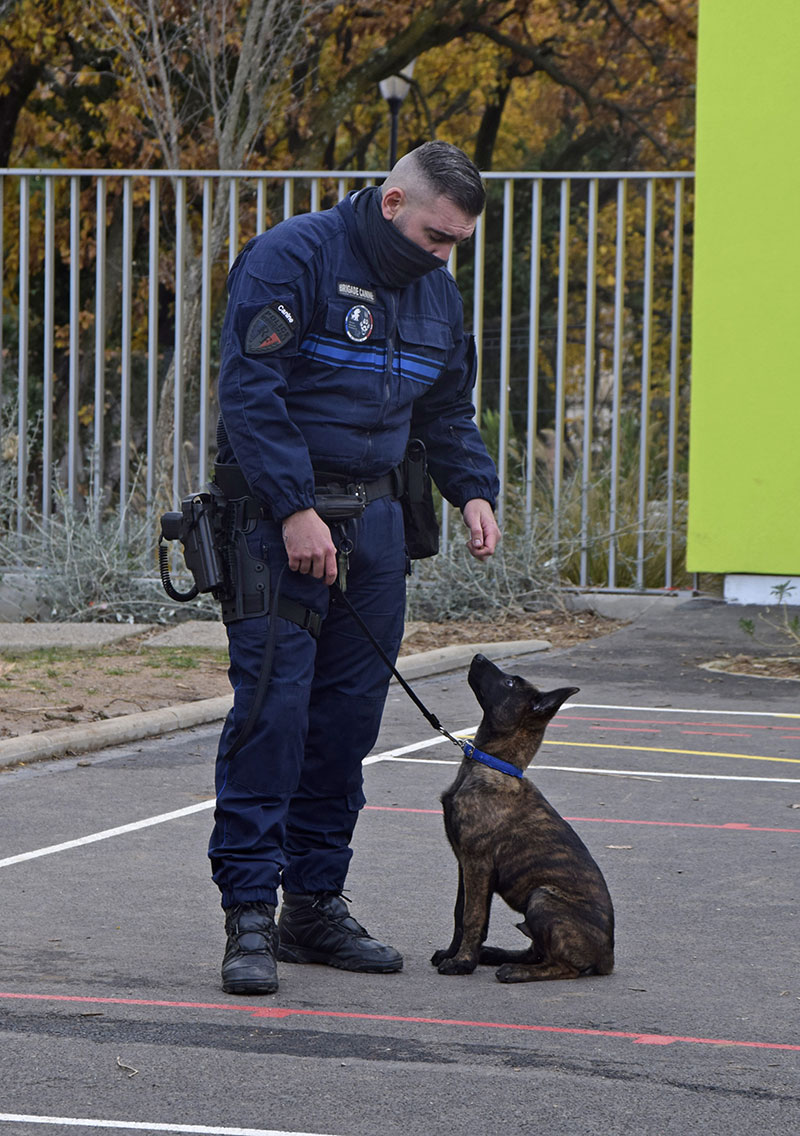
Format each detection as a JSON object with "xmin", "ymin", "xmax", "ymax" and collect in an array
[
  {"xmin": 213, "ymin": 463, "xmax": 403, "ymax": 518},
  {"xmin": 313, "ymin": 468, "xmax": 404, "ymax": 504}
]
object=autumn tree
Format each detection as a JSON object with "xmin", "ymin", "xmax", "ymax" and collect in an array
[
  {"xmin": 285, "ymin": 1, "xmax": 696, "ymax": 173},
  {"xmin": 1, "ymin": 0, "xmax": 697, "ymax": 506}
]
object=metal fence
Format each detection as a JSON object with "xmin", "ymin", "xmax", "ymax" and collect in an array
[{"xmin": 0, "ymin": 167, "xmax": 694, "ymax": 591}]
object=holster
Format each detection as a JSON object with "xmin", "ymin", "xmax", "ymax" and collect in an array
[
  {"xmin": 219, "ymin": 531, "xmax": 270, "ymax": 624},
  {"xmin": 158, "ymin": 465, "xmax": 322, "ymax": 636},
  {"xmin": 401, "ymin": 439, "xmax": 440, "ymax": 559}
]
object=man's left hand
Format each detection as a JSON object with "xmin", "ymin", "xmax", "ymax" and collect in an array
[{"xmin": 462, "ymin": 498, "xmax": 501, "ymax": 561}]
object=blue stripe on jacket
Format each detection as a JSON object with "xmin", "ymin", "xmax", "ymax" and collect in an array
[{"xmin": 299, "ymin": 334, "xmax": 441, "ymax": 386}]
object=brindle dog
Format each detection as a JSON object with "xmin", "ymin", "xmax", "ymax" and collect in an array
[{"xmin": 432, "ymin": 654, "xmax": 615, "ymax": 983}]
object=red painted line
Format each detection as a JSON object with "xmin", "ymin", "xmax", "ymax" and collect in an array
[
  {"xmin": 365, "ymin": 805, "xmax": 442, "ymax": 814},
  {"xmin": 562, "ymin": 715, "xmax": 800, "ymax": 735},
  {"xmin": 363, "ymin": 805, "xmax": 800, "ymax": 834},
  {"xmin": 0, "ymin": 991, "xmax": 796, "ymax": 1053},
  {"xmin": 680, "ymin": 731, "xmax": 754, "ymax": 739},
  {"xmin": 563, "ymin": 817, "xmax": 800, "ymax": 834},
  {"xmin": 589, "ymin": 727, "xmax": 663, "ymax": 734}
]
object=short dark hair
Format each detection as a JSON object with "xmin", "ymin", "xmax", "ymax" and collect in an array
[{"xmin": 412, "ymin": 140, "xmax": 486, "ymax": 217}]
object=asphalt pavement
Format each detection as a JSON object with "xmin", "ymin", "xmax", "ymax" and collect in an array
[{"xmin": 1, "ymin": 595, "xmax": 799, "ymax": 1136}]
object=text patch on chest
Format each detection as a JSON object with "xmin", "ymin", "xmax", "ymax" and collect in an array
[{"xmin": 337, "ymin": 281, "xmax": 377, "ymax": 304}]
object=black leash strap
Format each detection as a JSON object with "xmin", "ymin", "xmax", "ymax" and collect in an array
[
  {"xmin": 332, "ymin": 584, "xmax": 467, "ymax": 753},
  {"xmin": 222, "ymin": 564, "xmax": 287, "ymax": 763}
]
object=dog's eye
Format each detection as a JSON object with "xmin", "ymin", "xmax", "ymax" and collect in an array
[{"xmin": 504, "ymin": 678, "xmax": 515, "ymax": 688}]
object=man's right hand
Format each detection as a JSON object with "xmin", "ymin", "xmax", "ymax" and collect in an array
[{"xmin": 282, "ymin": 508, "xmax": 338, "ymax": 585}]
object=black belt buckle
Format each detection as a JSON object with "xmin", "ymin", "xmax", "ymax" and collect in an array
[{"xmin": 303, "ymin": 609, "xmax": 323, "ymax": 637}]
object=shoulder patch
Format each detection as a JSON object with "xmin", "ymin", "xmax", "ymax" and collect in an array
[
  {"xmin": 337, "ymin": 281, "xmax": 377, "ymax": 304},
  {"xmin": 245, "ymin": 303, "xmax": 296, "ymax": 355}
]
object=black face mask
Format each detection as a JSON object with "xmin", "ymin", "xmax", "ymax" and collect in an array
[{"xmin": 352, "ymin": 186, "xmax": 445, "ymax": 288}]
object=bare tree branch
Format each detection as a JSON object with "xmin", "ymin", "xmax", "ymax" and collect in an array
[
  {"xmin": 470, "ymin": 19, "xmax": 597, "ymax": 112},
  {"xmin": 604, "ymin": 0, "xmax": 661, "ymax": 64}
]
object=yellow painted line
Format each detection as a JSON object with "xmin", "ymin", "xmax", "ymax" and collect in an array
[{"xmin": 544, "ymin": 740, "xmax": 800, "ymax": 765}]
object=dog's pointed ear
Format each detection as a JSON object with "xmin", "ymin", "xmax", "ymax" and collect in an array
[{"xmin": 532, "ymin": 686, "xmax": 580, "ymax": 718}]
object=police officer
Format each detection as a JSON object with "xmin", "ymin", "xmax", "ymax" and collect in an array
[{"xmin": 211, "ymin": 141, "xmax": 501, "ymax": 995}]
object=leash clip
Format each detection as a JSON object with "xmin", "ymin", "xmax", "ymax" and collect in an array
[{"xmin": 437, "ymin": 724, "xmax": 470, "ymax": 752}]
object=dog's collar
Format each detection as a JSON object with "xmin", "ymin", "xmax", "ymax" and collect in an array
[{"xmin": 462, "ymin": 741, "xmax": 523, "ymax": 779}]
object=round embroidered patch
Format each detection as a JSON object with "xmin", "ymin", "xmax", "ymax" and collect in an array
[{"xmin": 344, "ymin": 305, "xmax": 374, "ymax": 342}]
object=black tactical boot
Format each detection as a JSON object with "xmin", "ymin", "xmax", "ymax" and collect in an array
[
  {"xmin": 221, "ymin": 902, "xmax": 279, "ymax": 995},
  {"xmin": 277, "ymin": 892, "xmax": 403, "ymax": 973}
]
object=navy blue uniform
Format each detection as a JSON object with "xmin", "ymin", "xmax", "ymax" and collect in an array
[{"xmin": 209, "ymin": 192, "xmax": 498, "ymax": 908}]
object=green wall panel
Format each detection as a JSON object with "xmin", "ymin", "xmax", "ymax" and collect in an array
[{"xmin": 686, "ymin": 0, "xmax": 800, "ymax": 573}]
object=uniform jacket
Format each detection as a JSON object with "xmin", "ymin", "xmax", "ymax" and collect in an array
[{"xmin": 216, "ymin": 191, "xmax": 499, "ymax": 523}]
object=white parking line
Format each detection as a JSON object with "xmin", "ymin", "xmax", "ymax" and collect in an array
[
  {"xmin": 379, "ymin": 755, "xmax": 800, "ymax": 784},
  {"xmin": 0, "ymin": 1116, "xmax": 339, "ymax": 1135},
  {"xmin": 2, "ymin": 702, "xmax": 796, "ymax": 871},
  {"xmin": 0, "ymin": 802, "xmax": 214, "ymax": 868},
  {"xmin": 573, "ymin": 703, "xmax": 800, "ymax": 719}
]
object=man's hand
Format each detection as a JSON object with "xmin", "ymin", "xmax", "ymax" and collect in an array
[
  {"xmin": 462, "ymin": 498, "xmax": 501, "ymax": 561},
  {"xmin": 282, "ymin": 508, "xmax": 338, "ymax": 585}
]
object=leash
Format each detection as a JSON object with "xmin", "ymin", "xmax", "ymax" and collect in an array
[
  {"xmin": 332, "ymin": 583, "xmax": 469, "ymax": 754},
  {"xmin": 334, "ymin": 584, "xmax": 523, "ymax": 778},
  {"xmin": 223, "ymin": 571, "xmax": 522, "ymax": 779}
]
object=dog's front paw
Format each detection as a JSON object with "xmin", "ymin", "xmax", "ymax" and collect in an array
[
  {"xmin": 437, "ymin": 956, "xmax": 477, "ymax": 976},
  {"xmin": 430, "ymin": 949, "xmax": 452, "ymax": 967}
]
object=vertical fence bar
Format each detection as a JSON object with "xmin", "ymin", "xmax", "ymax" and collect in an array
[
  {"xmin": 173, "ymin": 176, "xmax": 186, "ymax": 506},
  {"xmin": 146, "ymin": 177, "xmax": 159, "ymax": 509},
  {"xmin": 440, "ymin": 244, "xmax": 460, "ymax": 549},
  {"xmin": 471, "ymin": 210, "xmax": 485, "ymax": 422},
  {"xmin": 552, "ymin": 178, "xmax": 570, "ymax": 551},
  {"xmin": 0, "ymin": 177, "xmax": 4, "ymax": 410},
  {"xmin": 608, "ymin": 179, "xmax": 626, "ymax": 589},
  {"xmin": 42, "ymin": 176, "xmax": 55, "ymax": 521},
  {"xmin": 228, "ymin": 178, "xmax": 239, "ymax": 269},
  {"xmin": 496, "ymin": 178, "xmax": 514, "ymax": 528},
  {"xmin": 579, "ymin": 178, "xmax": 599, "ymax": 586},
  {"xmin": 525, "ymin": 179, "xmax": 542, "ymax": 529},
  {"xmin": 119, "ymin": 176, "xmax": 133, "ymax": 529},
  {"xmin": 636, "ymin": 178, "xmax": 656, "ymax": 589},
  {"xmin": 67, "ymin": 174, "xmax": 80, "ymax": 505},
  {"xmin": 665, "ymin": 177, "xmax": 684, "ymax": 589},
  {"xmin": 198, "ymin": 177, "xmax": 213, "ymax": 486},
  {"xmin": 310, "ymin": 177, "xmax": 321, "ymax": 213},
  {"xmin": 16, "ymin": 176, "xmax": 30, "ymax": 537},
  {"xmin": 283, "ymin": 179, "xmax": 294, "ymax": 220},
  {"xmin": 257, "ymin": 178, "xmax": 267, "ymax": 233},
  {"xmin": 94, "ymin": 177, "xmax": 107, "ymax": 508}
]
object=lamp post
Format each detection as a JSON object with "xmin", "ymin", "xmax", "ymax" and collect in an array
[{"xmin": 379, "ymin": 61, "xmax": 415, "ymax": 169}]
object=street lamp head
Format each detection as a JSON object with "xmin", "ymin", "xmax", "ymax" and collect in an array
[{"xmin": 379, "ymin": 60, "xmax": 416, "ymax": 105}]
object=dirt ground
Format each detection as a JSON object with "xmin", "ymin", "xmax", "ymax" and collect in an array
[
  {"xmin": 1, "ymin": 609, "xmax": 797, "ymax": 741},
  {"xmin": 703, "ymin": 653, "xmax": 800, "ymax": 682},
  {"xmin": 0, "ymin": 609, "xmax": 623, "ymax": 740}
]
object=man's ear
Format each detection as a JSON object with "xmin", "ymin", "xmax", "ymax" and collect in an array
[{"xmin": 381, "ymin": 186, "xmax": 405, "ymax": 221}]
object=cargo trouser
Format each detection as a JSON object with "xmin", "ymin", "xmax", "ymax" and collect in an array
[{"xmin": 208, "ymin": 494, "xmax": 407, "ymax": 909}]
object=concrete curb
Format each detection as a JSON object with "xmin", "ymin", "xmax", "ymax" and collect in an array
[
  {"xmin": 0, "ymin": 696, "xmax": 234, "ymax": 766},
  {"xmin": 389, "ymin": 638, "xmax": 549, "ymax": 680},
  {"xmin": 0, "ymin": 638, "xmax": 549, "ymax": 767}
]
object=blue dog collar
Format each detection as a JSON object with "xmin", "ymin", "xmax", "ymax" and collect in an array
[{"xmin": 462, "ymin": 741, "xmax": 523, "ymax": 779}]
